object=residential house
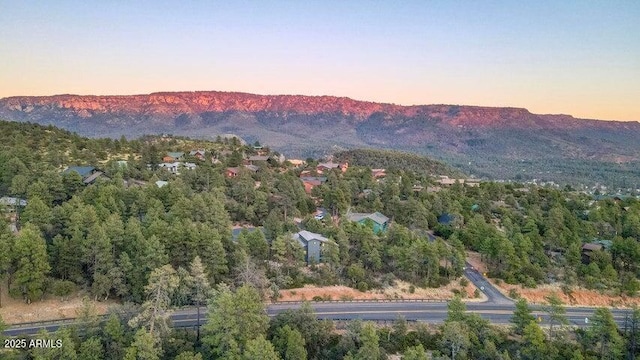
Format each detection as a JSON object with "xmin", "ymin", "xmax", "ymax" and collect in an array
[
  {"xmin": 155, "ymin": 180, "xmax": 169, "ymax": 188},
  {"xmin": 246, "ymin": 155, "xmax": 269, "ymax": 164},
  {"xmin": 292, "ymin": 230, "xmax": 334, "ymax": 264},
  {"xmin": 163, "ymin": 152, "xmax": 185, "ymax": 162},
  {"xmin": 159, "ymin": 162, "xmax": 181, "ymax": 174},
  {"xmin": 288, "ymin": 159, "xmax": 306, "ymax": 167},
  {"xmin": 226, "ymin": 167, "xmax": 240, "ymax": 177},
  {"xmin": 371, "ymin": 168, "xmax": 386, "ymax": 179},
  {"xmin": 300, "ymin": 176, "xmax": 327, "ymax": 194},
  {"xmin": 316, "ymin": 161, "xmax": 348, "ymax": 174},
  {"xmin": 189, "ymin": 149, "xmax": 206, "ymax": 161},
  {"xmin": 63, "ymin": 166, "xmax": 103, "ymax": 184},
  {"xmin": 183, "ymin": 162, "xmax": 197, "ymax": 171},
  {"xmin": 581, "ymin": 240, "xmax": 613, "ymax": 264},
  {"xmin": 244, "ymin": 164, "xmax": 260, "ymax": 173},
  {"xmin": 347, "ymin": 211, "xmax": 390, "ymax": 234}
]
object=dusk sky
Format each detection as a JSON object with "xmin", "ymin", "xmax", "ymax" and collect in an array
[{"xmin": 1, "ymin": 1, "xmax": 639, "ymax": 121}]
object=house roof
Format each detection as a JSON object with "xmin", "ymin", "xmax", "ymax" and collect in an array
[
  {"xmin": 248, "ymin": 155, "xmax": 269, "ymax": 161},
  {"xmin": 155, "ymin": 180, "xmax": 169, "ymax": 188},
  {"xmin": 63, "ymin": 166, "xmax": 95, "ymax": 178},
  {"xmin": 82, "ymin": 171, "xmax": 103, "ymax": 184},
  {"xmin": 582, "ymin": 243, "xmax": 603, "ymax": 252},
  {"xmin": 437, "ymin": 213, "xmax": 456, "ymax": 225},
  {"xmin": 189, "ymin": 149, "xmax": 206, "ymax": 155},
  {"xmin": 317, "ymin": 162, "xmax": 340, "ymax": 169},
  {"xmin": 0, "ymin": 197, "xmax": 27, "ymax": 207},
  {"xmin": 244, "ymin": 164, "xmax": 259, "ymax": 172},
  {"xmin": 227, "ymin": 167, "xmax": 240, "ymax": 174},
  {"xmin": 300, "ymin": 176, "xmax": 327, "ymax": 183},
  {"xmin": 293, "ymin": 230, "xmax": 330, "ymax": 247},
  {"xmin": 167, "ymin": 152, "xmax": 184, "ymax": 159},
  {"xmin": 347, "ymin": 212, "xmax": 389, "ymax": 225}
]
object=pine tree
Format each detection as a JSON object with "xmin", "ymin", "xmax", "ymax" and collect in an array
[
  {"xmin": 189, "ymin": 256, "xmax": 211, "ymax": 344},
  {"xmin": 511, "ymin": 298, "xmax": 536, "ymax": 335},
  {"xmin": 128, "ymin": 264, "xmax": 179, "ymax": 337},
  {"xmin": 11, "ymin": 224, "xmax": 51, "ymax": 303},
  {"xmin": 243, "ymin": 335, "xmax": 281, "ymax": 360}
]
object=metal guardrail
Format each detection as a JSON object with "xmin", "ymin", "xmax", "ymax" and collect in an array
[
  {"xmin": 274, "ymin": 298, "xmax": 446, "ymax": 304},
  {"xmin": 7, "ymin": 298, "xmax": 445, "ymax": 329}
]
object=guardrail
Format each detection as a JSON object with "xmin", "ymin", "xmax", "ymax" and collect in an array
[
  {"xmin": 7, "ymin": 298, "xmax": 446, "ymax": 330},
  {"xmin": 273, "ymin": 298, "xmax": 446, "ymax": 304}
]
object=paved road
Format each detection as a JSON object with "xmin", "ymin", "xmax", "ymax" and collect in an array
[
  {"xmin": 6, "ymin": 301, "xmax": 636, "ymax": 337},
  {"xmin": 3, "ymin": 261, "xmax": 631, "ymax": 337},
  {"xmin": 464, "ymin": 261, "xmax": 512, "ymax": 304}
]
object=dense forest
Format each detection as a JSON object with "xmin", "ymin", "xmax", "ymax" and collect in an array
[{"xmin": 1, "ymin": 120, "xmax": 640, "ymax": 359}]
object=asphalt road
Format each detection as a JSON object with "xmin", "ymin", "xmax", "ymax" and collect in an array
[{"xmin": 4, "ymin": 262, "xmax": 634, "ymax": 337}]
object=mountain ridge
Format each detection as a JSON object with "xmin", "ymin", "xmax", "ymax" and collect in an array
[{"xmin": 1, "ymin": 91, "xmax": 639, "ymax": 186}]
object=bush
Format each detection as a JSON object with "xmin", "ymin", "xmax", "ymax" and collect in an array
[
  {"xmin": 408, "ymin": 285, "xmax": 416, "ymax": 294},
  {"xmin": 508, "ymin": 288, "xmax": 520, "ymax": 299},
  {"xmin": 340, "ymin": 294, "xmax": 354, "ymax": 301},
  {"xmin": 51, "ymin": 280, "xmax": 75, "ymax": 300},
  {"xmin": 312, "ymin": 296, "xmax": 324, "ymax": 302},
  {"xmin": 357, "ymin": 282, "xmax": 369, "ymax": 292},
  {"xmin": 474, "ymin": 289, "xmax": 481, "ymax": 298},
  {"xmin": 459, "ymin": 278, "xmax": 469, "ymax": 287}
]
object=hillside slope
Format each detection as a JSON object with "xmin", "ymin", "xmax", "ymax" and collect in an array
[{"xmin": 1, "ymin": 91, "xmax": 639, "ymax": 186}]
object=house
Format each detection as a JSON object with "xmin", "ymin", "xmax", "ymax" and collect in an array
[
  {"xmin": 580, "ymin": 240, "xmax": 613, "ymax": 263},
  {"xmin": 300, "ymin": 176, "xmax": 327, "ymax": 194},
  {"xmin": 155, "ymin": 180, "xmax": 169, "ymax": 188},
  {"xmin": 159, "ymin": 162, "xmax": 181, "ymax": 174},
  {"xmin": 163, "ymin": 152, "xmax": 185, "ymax": 162},
  {"xmin": 371, "ymin": 169, "xmax": 386, "ymax": 179},
  {"xmin": 292, "ymin": 230, "xmax": 334, "ymax": 264},
  {"xmin": 183, "ymin": 162, "xmax": 197, "ymax": 171},
  {"xmin": 244, "ymin": 164, "xmax": 259, "ymax": 173},
  {"xmin": 63, "ymin": 166, "xmax": 103, "ymax": 184},
  {"xmin": 466, "ymin": 179, "xmax": 481, "ymax": 187},
  {"xmin": 116, "ymin": 160, "xmax": 128, "ymax": 168},
  {"xmin": 288, "ymin": 159, "xmax": 306, "ymax": 167},
  {"xmin": 0, "ymin": 197, "xmax": 27, "ymax": 208},
  {"xmin": 437, "ymin": 213, "xmax": 457, "ymax": 226},
  {"xmin": 226, "ymin": 167, "xmax": 240, "ymax": 177},
  {"xmin": 347, "ymin": 211, "xmax": 390, "ymax": 234},
  {"xmin": 316, "ymin": 162, "xmax": 348, "ymax": 174},
  {"xmin": 246, "ymin": 155, "xmax": 269, "ymax": 164},
  {"xmin": 189, "ymin": 149, "xmax": 206, "ymax": 161}
]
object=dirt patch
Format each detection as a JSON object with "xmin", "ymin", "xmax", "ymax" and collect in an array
[
  {"xmin": 0, "ymin": 282, "xmax": 115, "ymax": 325},
  {"xmin": 278, "ymin": 278, "xmax": 485, "ymax": 302},
  {"xmin": 465, "ymin": 251, "xmax": 488, "ymax": 273}
]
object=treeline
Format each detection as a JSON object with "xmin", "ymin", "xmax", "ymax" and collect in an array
[{"xmin": 334, "ymin": 149, "xmax": 463, "ymax": 177}]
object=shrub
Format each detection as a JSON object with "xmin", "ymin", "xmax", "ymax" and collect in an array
[
  {"xmin": 312, "ymin": 296, "xmax": 324, "ymax": 302},
  {"xmin": 459, "ymin": 278, "xmax": 469, "ymax": 287},
  {"xmin": 357, "ymin": 282, "xmax": 369, "ymax": 292},
  {"xmin": 474, "ymin": 289, "xmax": 481, "ymax": 298},
  {"xmin": 51, "ymin": 280, "xmax": 75, "ymax": 300},
  {"xmin": 409, "ymin": 285, "xmax": 416, "ymax": 294},
  {"xmin": 508, "ymin": 288, "xmax": 520, "ymax": 299},
  {"xmin": 340, "ymin": 294, "xmax": 354, "ymax": 301}
]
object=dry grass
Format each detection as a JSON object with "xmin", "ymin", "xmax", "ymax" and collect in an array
[
  {"xmin": 0, "ymin": 282, "xmax": 115, "ymax": 325},
  {"xmin": 278, "ymin": 278, "xmax": 485, "ymax": 303}
]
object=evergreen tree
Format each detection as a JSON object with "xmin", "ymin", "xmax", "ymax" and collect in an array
[
  {"xmin": 511, "ymin": 298, "xmax": 536, "ymax": 335},
  {"xmin": 11, "ymin": 224, "xmax": 51, "ymax": 303},
  {"xmin": 243, "ymin": 335, "xmax": 281, "ymax": 360}
]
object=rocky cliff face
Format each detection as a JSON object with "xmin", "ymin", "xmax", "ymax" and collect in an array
[{"xmin": 1, "ymin": 91, "xmax": 639, "ymax": 184}]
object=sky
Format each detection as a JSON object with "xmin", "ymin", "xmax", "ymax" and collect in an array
[{"xmin": 1, "ymin": 1, "xmax": 639, "ymax": 121}]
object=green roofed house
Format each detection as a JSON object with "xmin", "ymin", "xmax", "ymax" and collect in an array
[
  {"xmin": 293, "ymin": 230, "xmax": 333, "ymax": 264},
  {"xmin": 347, "ymin": 211, "xmax": 389, "ymax": 234},
  {"xmin": 63, "ymin": 166, "xmax": 103, "ymax": 184}
]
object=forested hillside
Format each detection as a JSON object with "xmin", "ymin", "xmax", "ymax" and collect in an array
[{"xmin": 1, "ymin": 120, "xmax": 640, "ymax": 359}]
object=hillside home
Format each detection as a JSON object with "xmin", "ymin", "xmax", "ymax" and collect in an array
[
  {"xmin": 163, "ymin": 152, "xmax": 185, "ymax": 162},
  {"xmin": 63, "ymin": 166, "xmax": 103, "ymax": 184},
  {"xmin": 189, "ymin": 149, "xmax": 206, "ymax": 161},
  {"xmin": 347, "ymin": 211, "xmax": 390, "ymax": 234},
  {"xmin": 226, "ymin": 167, "xmax": 240, "ymax": 177},
  {"xmin": 292, "ymin": 230, "xmax": 334, "ymax": 264},
  {"xmin": 371, "ymin": 168, "xmax": 386, "ymax": 179},
  {"xmin": 316, "ymin": 162, "xmax": 348, "ymax": 174},
  {"xmin": 300, "ymin": 176, "xmax": 327, "ymax": 194},
  {"xmin": 246, "ymin": 155, "xmax": 269, "ymax": 164}
]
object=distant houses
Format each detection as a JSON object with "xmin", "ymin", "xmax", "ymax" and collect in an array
[
  {"xmin": 163, "ymin": 152, "xmax": 184, "ymax": 162},
  {"xmin": 189, "ymin": 149, "xmax": 206, "ymax": 161},
  {"xmin": 316, "ymin": 162, "xmax": 348, "ymax": 174},
  {"xmin": 346, "ymin": 211, "xmax": 390, "ymax": 234}
]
